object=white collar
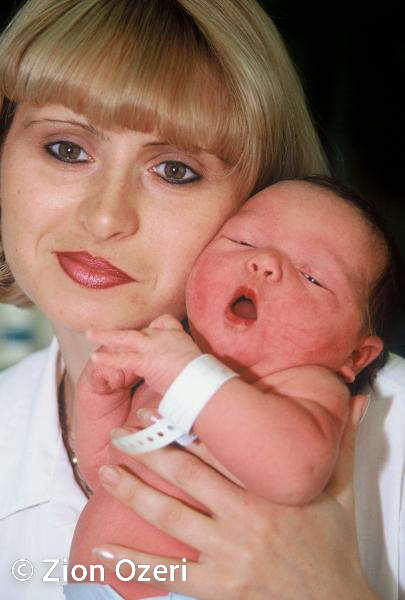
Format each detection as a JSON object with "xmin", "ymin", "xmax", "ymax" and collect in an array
[{"xmin": 0, "ymin": 338, "xmax": 64, "ymax": 518}]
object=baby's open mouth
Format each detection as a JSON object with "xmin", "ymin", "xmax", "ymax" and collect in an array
[{"xmin": 229, "ymin": 287, "xmax": 257, "ymax": 321}]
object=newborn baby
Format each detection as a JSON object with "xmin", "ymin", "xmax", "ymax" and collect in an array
[{"xmin": 68, "ymin": 177, "xmax": 388, "ymax": 599}]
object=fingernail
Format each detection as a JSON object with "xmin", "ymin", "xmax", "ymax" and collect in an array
[
  {"xmin": 111, "ymin": 427, "xmax": 131, "ymax": 438},
  {"xmin": 99, "ymin": 465, "xmax": 120, "ymax": 486},
  {"xmin": 137, "ymin": 408, "xmax": 159, "ymax": 423},
  {"xmin": 92, "ymin": 547, "xmax": 115, "ymax": 561}
]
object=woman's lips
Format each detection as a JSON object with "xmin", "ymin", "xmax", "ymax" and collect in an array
[{"xmin": 55, "ymin": 251, "xmax": 135, "ymax": 289}]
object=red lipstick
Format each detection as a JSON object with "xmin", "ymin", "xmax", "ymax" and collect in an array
[{"xmin": 56, "ymin": 251, "xmax": 135, "ymax": 289}]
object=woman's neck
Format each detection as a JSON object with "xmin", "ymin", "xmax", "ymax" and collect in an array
[{"xmin": 52, "ymin": 323, "xmax": 98, "ymax": 443}]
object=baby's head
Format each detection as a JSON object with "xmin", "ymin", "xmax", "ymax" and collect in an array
[{"xmin": 186, "ymin": 176, "xmax": 403, "ymax": 391}]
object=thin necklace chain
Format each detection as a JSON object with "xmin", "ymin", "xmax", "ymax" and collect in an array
[{"xmin": 58, "ymin": 376, "xmax": 93, "ymax": 498}]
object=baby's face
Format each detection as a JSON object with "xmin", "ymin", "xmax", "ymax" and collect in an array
[{"xmin": 186, "ymin": 180, "xmax": 384, "ymax": 376}]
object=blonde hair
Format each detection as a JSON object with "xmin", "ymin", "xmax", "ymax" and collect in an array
[{"xmin": 0, "ymin": 0, "xmax": 328, "ymax": 306}]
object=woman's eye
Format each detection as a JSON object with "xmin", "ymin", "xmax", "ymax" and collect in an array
[
  {"xmin": 301, "ymin": 271, "xmax": 322, "ymax": 287},
  {"xmin": 152, "ymin": 161, "xmax": 200, "ymax": 184},
  {"xmin": 45, "ymin": 141, "xmax": 90, "ymax": 163}
]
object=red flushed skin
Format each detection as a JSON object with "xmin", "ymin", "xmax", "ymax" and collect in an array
[
  {"xmin": 186, "ymin": 182, "xmax": 384, "ymax": 377},
  {"xmin": 56, "ymin": 251, "xmax": 135, "ymax": 289}
]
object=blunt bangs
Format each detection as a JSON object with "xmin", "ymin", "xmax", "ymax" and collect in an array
[{"xmin": 0, "ymin": 0, "xmax": 248, "ymax": 181}]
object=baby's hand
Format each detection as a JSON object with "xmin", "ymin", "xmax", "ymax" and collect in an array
[
  {"xmin": 81, "ymin": 356, "xmax": 139, "ymax": 395},
  {"xmin": 88, "ymin": 314, "xmax": 201, "ymax": 395}
]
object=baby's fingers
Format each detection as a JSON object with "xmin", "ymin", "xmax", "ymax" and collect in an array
[
  {"xmin": 91, "ymin": 349, "xmax": 147, "ymax": 375},
  {"xmin": 87, "ymin": 329, "xmax": 148, "ymax": 352},
  {"xmin": 148, "ymin": 314, "xmax": 184, "ymax": 331}
]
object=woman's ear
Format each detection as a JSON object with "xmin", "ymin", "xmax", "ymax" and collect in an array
[{"xmin": 338, "ymin": 335, "xmax": 384, "ymax": 383}]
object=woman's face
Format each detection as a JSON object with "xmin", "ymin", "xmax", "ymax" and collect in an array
[{"xmin": 0, "ymin": 103, "xmax": 244, "ymax": 331}]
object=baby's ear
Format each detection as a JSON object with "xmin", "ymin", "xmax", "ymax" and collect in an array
[{"xmin": 338, "ymin": 335, "xmax": 384, "ymax": 383}]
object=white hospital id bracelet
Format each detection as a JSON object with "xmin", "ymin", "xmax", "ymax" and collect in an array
[
  {"xmin": 112, "ymin": 354, "xmax": 238, "ymax": 455},
  {"xmin": 112, "ymin": 419, "xmax": 188, "ymax": 455},
  {"xmin": 112, "ymin": 420, "xmax": 198, "ymax": 455},
  {"xmin": 158, "ymin": 354, "xmax": 238, "ymax": 434}
]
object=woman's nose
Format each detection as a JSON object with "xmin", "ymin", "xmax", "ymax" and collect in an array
[
  {"xmin": 78, "ymin": 172, "xmax": 139, "ymax": 242},
  {"xmin": 246, "ymin": 249, "xmax": 282, "ymax": 281}
]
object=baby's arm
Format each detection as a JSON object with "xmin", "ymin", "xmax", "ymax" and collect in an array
[
  {"xmin": 194, "ymin": 366, "xmax": 350, "ymax": 504},
  {"xmin": 89, "ymin": 315, "xmax": 350, "ymax": 504}
]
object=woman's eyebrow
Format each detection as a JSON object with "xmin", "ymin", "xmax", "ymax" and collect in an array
[
  {"xmin": 24, "ymin": 118, "xmax": 109, "ymax": 141},
  {"xmin": 144, "ymin": 141, "xmax": 200, "ymax": 153},
  {"xmin": 143, "ymin": 141, "xmax": 230, "ymax": 171}
]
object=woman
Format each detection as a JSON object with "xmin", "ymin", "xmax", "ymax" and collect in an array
[{"xmin": 0, "ymin": 1, "xmax": 403, "ymax": 599}]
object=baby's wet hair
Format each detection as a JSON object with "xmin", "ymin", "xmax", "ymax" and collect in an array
[{"xmin": 302, "ymin": 175, "xmax": 404, "ymax": 393}]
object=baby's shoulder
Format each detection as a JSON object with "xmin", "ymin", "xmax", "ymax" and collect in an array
[{"xmin": 254, "ymin": 365, "xmax": 349, "ymax": 403}]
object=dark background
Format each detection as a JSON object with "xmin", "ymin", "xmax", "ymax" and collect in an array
[
  {"xmin": 1, "ymin": 2, "xmax": 404, "ymax": 357},
  {"xmin": 261, "ymin": 2, "xmax": 405, "ymax": 357}
]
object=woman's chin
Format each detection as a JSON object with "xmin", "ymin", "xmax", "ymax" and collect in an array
[
  {"xmin": 27, "ymin": 277, "xmax": 185, "ymax": 333},
  {"xmin": 35, "ymin": 296, "xmax": 139, "ymax": 333}
]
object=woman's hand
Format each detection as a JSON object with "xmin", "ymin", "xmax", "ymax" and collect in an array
[{"xmin": 93, "ymin": 396, "xmax": 380, "ymax": 600}]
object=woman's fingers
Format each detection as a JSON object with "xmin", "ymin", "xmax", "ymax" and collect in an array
[
  {"xmin": 110, "ymin": 444, "xmax": 247, "ymax": 517},
  {"xmin": 98, "ymin": 464, "xmax": 223, "ymax": 555},
  {"xmin": 101, "ymin": 408, "xmax": 379, "ymax": 600},
  {"xmin": 95, "ymin": 467, "xmax": 274, "ymax": 599}
]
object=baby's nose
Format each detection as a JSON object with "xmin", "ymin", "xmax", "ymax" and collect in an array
[{"xmin": 246, "ymin": 250, "xmax": 282, "ymax": 281}]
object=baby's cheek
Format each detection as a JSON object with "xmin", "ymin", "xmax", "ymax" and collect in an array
[
  {"xmin": 271, "ymin": 296, "xmax": 339, "ymax": 357},
  {"xmin": 281, "ymin": 313, "xmax": 353, "ymax": 366}
]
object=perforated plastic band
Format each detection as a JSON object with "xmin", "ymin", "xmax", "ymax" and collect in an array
[
  {"xmin": 112, "ymin": 419, "xmax": 187, "ymax": 454},
  {"xmin": 159, "ymin": 354, "xmax": 238, "ymax": 434},
  {"xmin": 112, "ymin": 354, "xmax": 237, "ymax": 455}
]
